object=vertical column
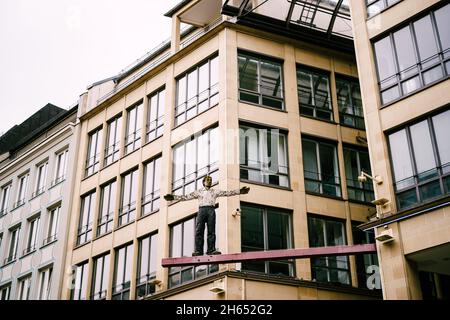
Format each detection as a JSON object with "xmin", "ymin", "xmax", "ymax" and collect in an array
[
  {"xmin": 284, "ymin": 44, "xmax": 311, "ymax": 281},
  {"xmin": 171, "ymin": 16, "xmax": 181, "ymax": 55}
]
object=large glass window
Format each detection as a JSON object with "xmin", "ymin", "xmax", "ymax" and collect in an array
[
  {"xmin": 53, "ymin": 149, "xmax": 68, "ymax": 186},
  {"xmin": 91, "ymin": 253, "xmax": 110, "ymax": 300},
  {"xmin": 136, "ymin": 233, "xmax": 158, "ymax": 299},
  {"xmin": 44, "ymin": 206, "xmax": 60, "ymax": 245},
  {"xmin": 5, "ymin": 226, "xmax": 20, "ymax": 264},
  {"xmin": 366, "ymin": 0, "xmax": 402, "ymax": 17},
  {"xmin": 18, "ymin": 274, "xmax": 32, "ymax": 300},
  {"xmin": 97, "ymin": 181, "xmax": 116, "ymax": 236},
  {"xmin": 388, "ymin": 109, "xmax": 450, "ymax": 210},
  {"xmin": 125, "ymin": 103, "xmax": 143, "ymax": 155},
  {"xmin": 33, "ymin": 162, "xmax": 48, "ymax": 197},
  {"xmin": 176, "ymin": 55, "xmax": 219, "ymax": 126},
  {"xmin": 302, "ymin": 138, "xmax": 341, "ymax": 197},
  {"xmin": 298, "ymin": 67, "xmax": 332, "ymax": 121},
  {"xmin": 172, "ymin": 126, "xmax": 218, "ymax": 196},
  {"xmin": 336, "ymin": 77, "xmax": 364, "ymax": 129},
  {"xmin": 239, "ymin": 124, "xmax": 289, "ymax": 187},
  {"xmin": 38, "ymin": 266, "xmax": 53, "ymax": 300},
  {"xmin": 344, "ymin": 147, "xmax": 374, "ymax": 203},
  {"xmin": 142, "ymin": 157, "xmax": 161, "ymax": 217},
  {"xmin": 77, "ymin": 191, "xmax": 96, "ymax": 245},
  {"xmin": 147, "ymin": 88, "xmax": 165, "ymax": 142},
  {"xmin": 104, "ymin": 115, "xmax": 122, "ymax": 166},
  {"xmin": 15, "ymin": 173, "xmax": 29, "ymax": 208},
  {"xmin": 112, "ymin": 243, "xmax": 133, "ymax": 300},
  {"xmin": 85, "ymin": 127, "xmax": 103, "ymax": 177},
  {"xmin": 0, "ymin": 183, "xmax": 11, "ymax": 217},
  {"xmin": 238, "ymin": 52, "xmax": 284, "ymax": 109},
  {"xmin": 168, "ymin": 214, "xmax": 219, "ymax": 288},
  {"xmin": 24, "ymin": 216, "xmax": 40, "ymax": 255},
  {"xmin": 352, "ymin": 223, "xmax": 380, "ymax": 290},
  {"xmin": 241, "ymin": 204, "xmax": 294, "ymax": 276},
  {"xmin": 308, "ymin": 215, "xmax": 350, "ymax": 285},
  {"xmin": 373, "ymin": 3, "xmax": 450, "ymax": 105},
  {"xmin": 119, "ymin": 169, "xmax": 138, "ymax": 226},
  {"xmin": 71, "ymin": 261, "xmax": 88, "ymax": 300}
]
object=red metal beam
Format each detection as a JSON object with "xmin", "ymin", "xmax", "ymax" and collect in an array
[{"xmin": 161, "ymin": 243, "xmax": 377, "ymax": 267}]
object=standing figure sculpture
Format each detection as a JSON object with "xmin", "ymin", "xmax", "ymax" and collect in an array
[{"xmin": 164, "ymin": 175, "xmax": 250, "ymax": 256}]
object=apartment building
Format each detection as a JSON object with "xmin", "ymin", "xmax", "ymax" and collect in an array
[
  {"xmin": 350, "ymin": 0, "xmax": 450, "ymax": 299},
  {"xmin": 61, "ymin": 0, "xmax": 381, "ymax": 300},
  {"xmin": 0, "ymin": 104, "xmax": 78, "ymax": 300}
]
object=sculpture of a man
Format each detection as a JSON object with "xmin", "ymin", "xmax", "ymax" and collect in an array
[{"xmin": 164, "ymin": 175, "xmax": 249, "ymax": 256}]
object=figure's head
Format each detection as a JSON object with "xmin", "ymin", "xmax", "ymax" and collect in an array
[{"xmin": 202, "ymin": 175, "xmax": 212, "ymax": 188}]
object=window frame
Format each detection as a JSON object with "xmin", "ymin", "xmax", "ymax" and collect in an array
[
  {"xmin": 335, "ymin": 75, "xmax": 365, "ymax": 130},
  {"xmin": 44, "ymin": 205, "xmax": 60, "ymax": 245},
  {"xmin": 23, "ymin": 215, "xmax": 40, "ymax": 255},
  {"xmin": 91, "ymin": 252, "xmax": 110, "ymax": 300},
  {"xmin": 136, "ymin": 232, "xmax": 158, "ymax": 299},
  {"xmin": 118, "ymin": 168, "xmax": 138, "ymax": 227},
  {"xmin": 52, "ymin": 149, "xmax": 68, "ymax": 186},
  {"xmin": 146, "ymin": 87, "xmax": 165, "ymax": 142},
  {"xmin": 33, "ymin": 161, "xmax": 48, "ymax": 198},
  {"xmin": 71, "ymin": 261, "xmax": 89, "ymax": 300},
  {"xmin": 175, "ymin": 54, "xmax": 219, "ymax": 126},
  {"xmin": 14, "ymin": 172, "xmax": 29, "ymax": 208},
  {"xmin": 38, "ymin": 265, "xmax": 53, "ymax": 300},
  {"xmin": 366, "ymin": 0, "xmax": 402, "ymax": 18},
  {"xmin": 112, "ymin": 243, "xmax": 133, "ymax": 300},
  {"xmin": 124, "ymin": 102, "xmax": 143, "ymax": 155},
  {"xmin": 5, "ymin": 225, "xmax": 20, "ymax": 265},
  {"xmin": 141, "ymin": 156, "xmax": 161, "ymax": 218},
  {"xmin": 343, "ymin": 145, "xmax": 375, "ymax": 203},
  {"xmin": 373, "ymin": 4, "xmax": 450, "ymax": 106},
  {"xmin": 104, "ymin": 114, "xmax": 122, "ymax": 167},
  {"xmin": 85, "ymin": 127, "xmax": 103, "ymax": 177},
  {"xmin": 0, "ymin": 183, "xmax": 12, "ymax": 217},
  {"xmin": 238, "ymin": 51, "xmax": 285, "ymax": 110},
  {"xmin": 97, "ymin": 180, "xmax": 116, "ymax": 237},
  {"xmin": 77, "ymin": 191, "xmax": 96, "ymax": 245},
  {"xmin": 18, "ymin": 273, "xmax": 32, "ymax": 300},
  {"xmin": 0, "ymin": 282, "xmax": 11, "ymax": 300}
]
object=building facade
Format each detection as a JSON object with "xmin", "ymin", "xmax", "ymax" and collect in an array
[
  {"xmin": 61, "ymin": 0, "xmax": 380, "ymax": 300},
  {"xmin": 350, "ymin": 0, "xmax": 450, "ymax": 299},
  {"xmin": 0, "ymin": 104, "xmax": 79, "ymax": 300}
]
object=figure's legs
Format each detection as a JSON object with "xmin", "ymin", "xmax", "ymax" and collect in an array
[
  {"xmin": 206, "ymin": 206, "xmax": 218, "ymax": 254},
  {"xmin": 194, "ymin": 207, "xmax": 207, "ymax": 255}
]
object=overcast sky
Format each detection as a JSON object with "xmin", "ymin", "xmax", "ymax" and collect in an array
[{"xmin": 0, "ymin": 0, "xmax": 180, "ymax": 135}]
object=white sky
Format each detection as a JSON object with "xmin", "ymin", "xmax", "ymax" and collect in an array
[{"xmin": 0, "ymin": 0, "xmax": 180, "ymax": 135}]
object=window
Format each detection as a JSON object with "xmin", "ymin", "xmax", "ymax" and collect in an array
[
  {"xmin": 366, "ymin": 0, "xmax": 401, "ymax": 17},
  {"xmin": 147, "ymin": 88, "xmax": 165, "ymax": 141},
  {"xmin": 91, "ymin": 253, "xmax": 110, "ymax": 300},
  {"xmin": 238, "ymin": 52, "xmax": 283, "ymax": 109},
  {"xmin": 241, "ymin": 204, "xmax": 294, "ymax": 276},
  {"xmin": 38, "ymin": 266, "xmax": 53, "ymax": 300},
  {"xmin": 112, "ymin": 243, "xmax": 133, "ymax": 300},
  {"xmin": 172, "ymin": 126, "xmax": 218, "ymax": 196},
  {"xmin": 71, "ymin": 261, "xmax": 88, "ymax": 300},
  {"xmin": 308, "ymin": 215, "xmax": 350, "ymax": 285},
  {"xmin": 388, "ymin": 109, "xmax": 450, "ymax": 210},
  {"xmin": 5, "ymin": 226, "xmax": 20, "ymax": 265},
  {"xmin": 104, "ymin": 115, "xmax": 122, "ymax": 166},
  {"xmin": 85, "ymin": 127, "xmax": 103, "ymax": 177},
  {"xmin": 33, "ymin": 162, "xmax": 48, "ymax": 197},
  {"xmin": 142, "ymin": 157, "xmax": 161, "ymax": 217},
  {"xmin": 298, "ymin": 67, "xmax": 332, "ymax": 121},
  {"xmin": 44, "ymin": 206, "xmax": 60, "ymax": 245},
  {"xmin": 53, "ymin": 149, "xmax": 68, "ymax": 186},
  {"xmin": 77, "ymin": 191, "xmax": 96, "ymax": 245},
  {"xmin": 119, "ymin": 169, "xmax": 138, "ymax": 226},
  {"xmin": 0, "ymin": 183, "xmax": 11, "ymax": 217},
  {"xmin": 18, "ymin": 274, "xmax": 32, "ymax": 300},
  {"xmin": 336, "ymin": 77, "xmax": 364, "ymax": 129},
  {"xmin": 239, "ymin": 124, "xmax": 289, "ymax": 187},
  {"xmin": 302, "ymin": 138, "xmax": 341, "ymax": 197},
  {"xmin": 15, "ymin": 173, "xmax": 29, "ymax": 208},
  {"xmin": 352, "ymin": 223, "xmax": 380, "ymax": 290},
  {"xmin": 374, "ymin": 3, "xmax": 450, "ymax": 105},
  {"xmin": 0, "ymin": 283, "xmax": 11, "ymax": 300},
  {"xmin": 125, "ymin": 103, "xmax": 143, "ymax": 155},
  {"xmin": 176, "ymin": 55, "xmax": 219, "ymax": 126},
  {"xmin": 136, "ymin": 233, "xmax": 158, "ymax": 299},
  {"xmin": 24, "ymin": 216, "xmax": 40, "ymax": 255},
  {"xmin": 97, "ymin": 181, "xmax": 116, "ymax": 236},
  {"xmin": 169, "ymin": 214, "xmax": 219, "ymax": 288},
  {"xmin": 343, "ymin": 147, "xmax": 375, "ymax": 203}
]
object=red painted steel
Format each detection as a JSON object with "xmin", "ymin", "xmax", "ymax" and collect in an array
[{"xmin": 161, "ymin": 243, "xmax": 377, "ymax": 267}]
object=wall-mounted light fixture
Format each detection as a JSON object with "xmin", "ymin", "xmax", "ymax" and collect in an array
[
  {"xmin": 375, "ymin": 228, "xmax": 394, "ymax": 244},
  {"xmin": 358, "ymin": 170, "xmax": 383, "ymax": 185}
]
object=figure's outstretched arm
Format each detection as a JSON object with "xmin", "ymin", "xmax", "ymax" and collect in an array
[
  {"xmin": 164, "ymin": 190, "xmax": 199, "ymax": 202},
  {"xmin": 215, "ymin": 186, "xmax": 250, "ymax": 197}
]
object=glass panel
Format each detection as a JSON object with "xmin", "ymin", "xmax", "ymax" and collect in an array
[
  {"xmin": 238, "ymin": 55, "xmax": 258, "ymax": 92},
  {"xmin": 432, "ymin": 110, "xmax": 450, "ymax": 167},
  {"xmin": 419, "ymin": 181, "xmax": 442, "ymax": 202},
  {"xmin": 260, "ymin": 61, "xmax": 282, "ymax": 98},
  {"xmin": 241, "ymin": 206, "xmax": 264, "ymax": 251},
  {"xmin": 423, "ymin": 66, "xmax": 444, "ymax": 85},
  {"xmin": 374, "ymin": 36, "xmax": 397, "ymax": 86},
  {"xmin": 414, "ymin": 15, "xmax": 439, "ymax": 68},
  {"xmin": 171, "ymin": 224, "xmax": 182, "ymax": 257},
  {"xmin": 401, "ymin": 76, "xmax": 420, "ymax": 94},
  {"xmin": 182, "ymin": 219, "xmax": 194, "ymax": 257},
  {"xmin": 393, "ymin": 26, "xmax": 417, "ymax": 78},
  {"xmin": 434, "ymin": 4, "xmax": 450, "ymax": 57},
  {"xmin": 381, "ymin": 85, "xmax": 400, "ymax": 104},
  {"xmin": 410, "ymin": 120, "xmax": 436, "ymax": 177},
  {"xmin": 397, "ymin": 188, "xmax": 418, "ymax": 209},
  {"xmin": 267, "ymin": 211, "xmax": 288, "ymax": 250},
  {"xmin": 389, "ymin": 129, "xmax": 414, "ymax": 187}
]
